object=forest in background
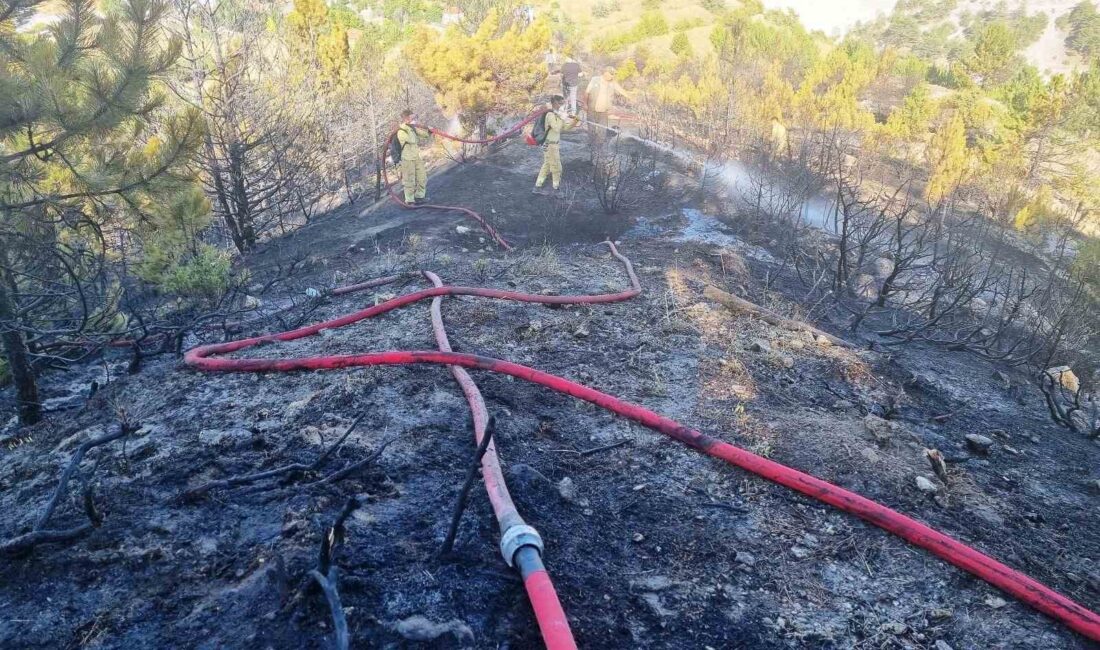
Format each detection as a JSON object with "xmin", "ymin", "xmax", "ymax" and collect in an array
[{"xmin": 1, "ymin": 0, "xmax": 1098, "ymax": 436}]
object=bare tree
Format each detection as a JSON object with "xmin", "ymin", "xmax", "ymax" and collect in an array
[
  {"xmin": 591, "ymin": 140, "xmax": 647, "ymax": 215},
  {"xmin": 175, "ymin": 0, "xmax": 325, "ymax": 254}
]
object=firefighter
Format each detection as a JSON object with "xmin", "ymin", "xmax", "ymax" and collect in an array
[
  {"xmin": 584, "ymin": 66, "xmax": 633, "ymax": 138},
  {"xmin": 533, "ymin": 95, "xmax": 580, "ymax": 194},
  {"xmin": 396, "ymin": 109, "xmax": 430, "ymax": 205}
]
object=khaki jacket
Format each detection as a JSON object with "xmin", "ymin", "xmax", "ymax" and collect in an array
[
  {"xmin": 397, "ymin": 123, "xmax": 430, "ymax": 160},
  {"xmin": 585, "ymin": 76, "xmax": 629, "ymax": 113},
  {"xmin": 543, "ymin": 111, "xmax": 575, "ymax": 144}
]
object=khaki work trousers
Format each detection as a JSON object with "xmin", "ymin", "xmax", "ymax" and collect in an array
[
  {"xmin": 401, "ymin": 155, "xmax": 426, "ymax": 203},
  {"xmin": 536, "ymin": 143, "xmax": 562, "ymax": 189}
]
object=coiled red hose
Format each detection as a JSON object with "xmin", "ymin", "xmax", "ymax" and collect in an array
[
  {"xmin": 184, "ymin": 242, "xmax": 1100, "ymax": 644},
  {"xmin": 381, "ymin": 109, "xmax": 550, "ymax": 250}
]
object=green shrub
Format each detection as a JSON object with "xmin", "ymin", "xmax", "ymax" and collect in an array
[
  {"xmin": 893, "ymin": 53, "xmax": 929, "ymax": 81},
  {"xmin": 592, "ymin": 0, "xmax": 621, "ymax": 18},
  {"xmin": 673, "ymin": 17, "xmax": 706, "ymax": 31},
  {"xmin": 615, "ymin": 58, "xmax": 638, "ymax": 80},
  {"xmin": 670, "ymin": 31, "xmax": 692, "ymax": 57},
  {"xmin": 159, "ymin": 245, "xmax": 233, "ymax": 300},
  {"xmin": 927, "ymin": 61, "xmax": 972, "ymax": 89},
  {"xmin": 635, "ymin": 11, "xmax": 669, "ymax": 38},
  {"xmin": 1061, "ymin": 0, "xmax": 1100, "ymax": 58},
  {"xmin": 593, "ymin": 10, "xmax": 667, "ymax": 52}
]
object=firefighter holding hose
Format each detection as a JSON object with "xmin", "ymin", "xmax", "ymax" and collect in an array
[
  {"xmin": 394, "ymin": 109, "xmax": 431, "ymax": 205},
  {"xmin": 585, "ymin": 66, "xmax": 633, "ymax": 140},
  {"xmin": 533, "ymin": 95, "xmax": 580, "ymax": 195}
]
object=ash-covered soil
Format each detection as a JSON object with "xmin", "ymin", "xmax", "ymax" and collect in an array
[{"xmin": 1, "ymin": 133, "xmax": 1098, "ymax": 649}]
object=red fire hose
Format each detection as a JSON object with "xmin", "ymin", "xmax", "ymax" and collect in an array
[
  {"xmin": 424, "ymin": 268, "xmax": 571, "ymax": 648},
  {"xmin": 184, "ymin": 241, "xmax": 1100, "ymax": 644}
]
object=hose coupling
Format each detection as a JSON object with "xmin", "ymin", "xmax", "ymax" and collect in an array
[{"xmin": 500, "ymin": 524, "xmax": 544, "ymax": 567}]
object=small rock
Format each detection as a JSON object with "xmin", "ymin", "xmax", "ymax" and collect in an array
[
  {"xmin": 935, "ymin": 641, "xmax": 955, "ymax": 650},
  {"xmin": 790, "ymin": 545, "xmax": 810, "ymax": 559},
  {"xmin": 787, "ymin": 339, "xmax": 806, "ymax": 351},
  {"xmin": 880, "ymin": 621, "xmax": 908, "ymax": 635},
  {"xmin": 735, "ymin": 551, "xmax": 756, "ymax": 567},
  {"xmin": 929, "ymin": 607, "xmax": 953, "ymax": 619},
  {"xmin": 1044, "ymin": 366, "xmax": 1079, "ymax": 393},
  {"xmin": 196, "ymin": 536, "xmax": 219, "ymax": 556},
  {"xmin": 198, "ymin": 427, "xmax": 251, "ymax": 446},
  {"xmin": 455, "ymin": 225, "xmax": 472, "ymax": 235},
  {"xmin": 394, "ymin": 616, "xmax": 474, "ymax": 643},
  {"xmin": 779, "ymin": 355, "xmax": 795, "ymax": 369},
  {"xmin": 632, "ymin": 532, "xmax": 646, "ymax": 543},
  {"xmin": 965, "ymin": 434, "xmax": 994, "ymax": 454},
  {"xmin": 860, "ymin": 447, "xmax": 880, "ymax": 463},
  {"xmin": 242, "ymin": 295, "xmax": 261, "ymax": 309},
  {"xmin": 304, "ymin": 287, "xmax": 321, "ymax": 298},
  {"xmin": 557, "ymin": 477, "xmax": 577, "ymax": 503},
  {"xmin": 864, "ymin": 415, "xmax": 898, "ymax": 445},
  {"xmin": 984, "ymin": 595, "xmax": 1008, "ymax": 609},
  {"xmin": 915, "ymin": 476, "xmax": 938, "ymax": 493},
  {"xmin": 1003, "ymin": 445, "xmax": 1021, "ymax": 455},
  {"xmin": 815, "ymin": 334, "xmax": 833, "ymax": 347},
  {"xmin": 507, "ymin": 464, "xmax": 552, "ymax": 493},
  {"xmin": 749, "ymin": 339, "xmax": 772, "ymax": 354},
  {"xmin": 970, "ymin": 506, "xmax": 1004, "ymax": 527},
  {"xmin": 1029, "ymin": 435, "xmax": 1041, "ymax": 444},
  {"xmin": 573, "ymin": 324, "xmax": 590, "ymax": 338}
]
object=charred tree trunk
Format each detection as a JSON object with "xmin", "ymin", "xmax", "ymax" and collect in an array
[
  {"xmin": 228, "ymin": 142, "xmax": 256, "ymax": 251},
  {"xmin": 0, "ymin": 274, "xmax": 40, "ymax": 426}
]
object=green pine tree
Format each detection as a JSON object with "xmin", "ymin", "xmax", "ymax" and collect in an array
[{"xmin": 1, "ymin": 0, "xmax": 202, "ymax": 425}]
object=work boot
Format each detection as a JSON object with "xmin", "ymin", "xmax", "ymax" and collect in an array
[
  {"xmin": 532, "ymin": 186, "xmax": 548, "ymax": 195},
  {"xmin": 414, "ymin": 198, "xmax": 426, "ymax": 205}
]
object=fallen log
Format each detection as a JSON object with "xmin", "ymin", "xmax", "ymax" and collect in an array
[{"xmin": 703, "ymin": 285, "xmax": 855, "ymax": 349}]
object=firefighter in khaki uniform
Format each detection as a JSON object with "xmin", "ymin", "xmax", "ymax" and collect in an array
[
  {"xmin": 396, "ymin": 109, "xmax": 430, "ymax": 204},
  {"xmin": 533, "ymin": 95, "xmax": 579, "ymax": 194}
]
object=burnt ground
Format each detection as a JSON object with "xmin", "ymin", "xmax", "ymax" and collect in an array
[{"xmin": 1, "ymin": 131, "xmax": 1098, "ymax": 649}]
